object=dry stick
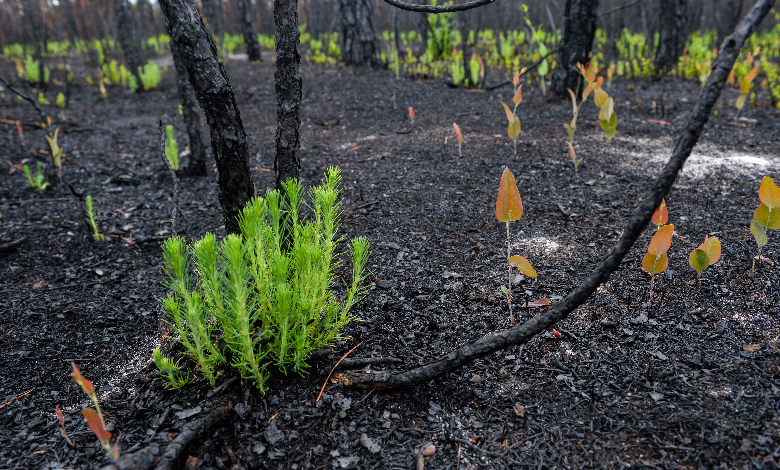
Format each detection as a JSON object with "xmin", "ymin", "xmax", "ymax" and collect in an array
[
  {"xmin": 316, "ymin": 342, "xmax": 362, "ymax": 402},
  {"xmin": 598, "ymin": 0, "xmax": 641, "ymax": 18},
  {"xmin": 158, "ymin": 121, "xmax": 179, "ymax": 237},
  {"xmin": 334, "ymin": 0, "xmax": 776, "ymax": 390},
  {"xmin": 381, "ymin": 0, "xmax": 495, "ymax": 13},
  {"xmin": 0, "ymin": 75, "xmax": 48, "ymax": 124}
]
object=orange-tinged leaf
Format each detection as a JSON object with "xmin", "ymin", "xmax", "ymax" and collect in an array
[
  {"xmin": 689, "ymin": 248, "xmax": 710, "ymax": 271},
  {"xmin": 642, "ymin": 252, "xmax": 668, "ymax": 274},
  {"xmin": 743, "ymin": 66, "xmax": 759, "ymax": 84},
  {"xmin": 699, "ymin": 236, "xmax": 721, "ymax": 264},
  {"xmin": 522, "ymin": 297, "xmax": 550, "ymax": 308},
  {"xmin": 512, "ymin": 85, "xmax": 523, "ymax": 105},
  {"xmin": 508, "ymin": 255, "xmax": 537, "ymax": 278},
  {"xmin": 56, "ymin": 406, "xmax": 65, "ymax": 427},
  {"xmin": 82, "ymin": 408, "xmax": 111, "ymax": 444},
  {"xmin": 496, "ymin": 168, "xmax": 523, "ymax": 222},
  {"xmin": 568, "ymin": 141, "xmax": 576, "ymax": 161},
  {"xmin": 594, "ymin": 87, "xmax": 609, "ymax": 108},
  {"xmin": 512, "ymin": 72, "xmax": 520, "ymax": 85},
  {"xmin": 502, "ymin": 102, "xmax": 514, "ymax": 123},
  {"xmin": 754, "ymin": 203, "xmax": 780, "ymax": 230},
  {"xmin": 652, "ymin": 199, "xmax": 668, "ymax": 227},
  {"xmin": 508, "ymin": 116, "xmax": 521, "ymax": 140},
  {"xmin": 648, "ymin": 224, "xmax": 674, "ymax": 256},
  {"xmin": 408, "ymin": 107, "xmax": 415, "ymax": 120},
  {"xmin": 72, "ymin": 362, "xmax": 94, "ymax": 395},
  {"xmin": 758, "ymin": 176, "xmax": 780, "ymax": 209},
  {"xmin": 453, "ymin": 123, "xmax": 463, "ymax": 144}
]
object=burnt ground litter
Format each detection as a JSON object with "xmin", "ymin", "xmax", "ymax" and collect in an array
[{"xmin": 1, "ymin": 55, "xmax": 779, "ymax": 469}]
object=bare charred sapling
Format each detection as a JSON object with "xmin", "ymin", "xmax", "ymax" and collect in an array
[
  {"xmin": 159, "ymin": 0, "xmax": 253, "ymax": 235},
  {"xmin": 274, "ymin": 0, "xmax": 302, "ymax": 189},
  {"xmin": 655, "ymin": 0, "xmax": 688, "ymax": 72},
  {"xmin": 338, "ymin": 0, "xmax": 381, "ymax": 66},
  {"xmin": 170, "ymin": 39, "xmax": 208, "ymax": 177},
  {"xmin": 551, "ymin": 0, "xmax": 599, "ymax": 99},
  {"xmin": 113, "ymin": 0, "xmax": 144, "ymax": 85},
  {"xmin": 238, "ymin": 0, "xmax": 263, "ymax": 62}
]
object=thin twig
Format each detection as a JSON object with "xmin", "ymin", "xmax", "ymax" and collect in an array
[
  {"xmin": 598, "ymin": 0, "xmax": 641, "ymax": 18},
  {"xmin": 0, "ymin": 75, "xmax": 48, "ymax": 124},
  {"xmin": 0, "ymin": 387, "xmax": 36, "ymax": 410},
  {"xmin": 158, "ymin": 121, "xmax": 179, "ymax": 237},
  {"xmin": 317, "ymin": 342, "xmax": 363, "ymax": 402}
]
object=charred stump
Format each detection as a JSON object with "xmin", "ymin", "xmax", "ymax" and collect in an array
[
  {"xmin": 159, "ymin": 0, "xmax": 253, "ymax": 235},
  {"xmin": 551, "ymin": 0, "xmax": 599, "ymax": 99},
  {"xmin": 655, "ymin": 0, "xmax": 688, "ymax": 73}
]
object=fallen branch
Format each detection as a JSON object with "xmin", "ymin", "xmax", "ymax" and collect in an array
[
  {"xmin": 0, "ymin": 237, "xmax": 27, "ymax": 253},
  {"xmin": 382, "ymin": 0, "xmax": 495, "ymax": 13},
  {"xmin": 334, "ymin": 0, "xmax": 775, "ymax": 389},
  {"xmin": 0, "ymin": 75, "xmax": 48, "ymax": 124}
]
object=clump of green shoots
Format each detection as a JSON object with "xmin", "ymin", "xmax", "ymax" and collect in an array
[
  {"xmin": 496, "ymin": 168, "xmax": 537, "ymax": 324},
  {"xmin": 23, "ymin": 162, "xmax": 50, "ymax": 192},
  {"xmin": 84, "ymin": 195, "xmax": 104, "ymax": 241},
  {"xmin": 159, "ymin": 167, "xmax": 370, "ymax": 392},
  {"xmin": 45, "ymin": 119, "xmax": 63, "ymax": 185},
  {"xmin": 642, "ymin": 200, "xmax": 673, "ymax": 309},
  {"xmin": 689, "ymin": 236, "xmax": 721, "ymax": 286},
  {"xmin": 152, "ymin": 348, "xmax": 192, "ymax": 389},
  {"xmin": 70, "ymin": 363, "xmax": 119, "ymax": 460},
  {"xmin": 501, "ymin": 71, "xmax": 523, "ymax": 156},
  {"xmin": 56, "ymin": 92, "xmax": 66, "ymax": 108},
  {"xmin": 750, "ymin": 176, "xmax": 780, "ymax": 270},
  {"xmin": 164, "ymin": 124, "xmax": 179, "ymax": 171}
]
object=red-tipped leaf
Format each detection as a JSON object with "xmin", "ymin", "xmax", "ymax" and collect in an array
[
  {"xmin": 71, "ymin": 362, "xmax": 94, "ymax": 395},
  {"xmin": 82, "ymin": 408, "xmax": 111, "ymax": 444}
]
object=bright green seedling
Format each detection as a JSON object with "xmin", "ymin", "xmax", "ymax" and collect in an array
[
  {"xmin": 45, "ymin": 124, "xmax": 63, "ymax": 185},
  {"xmin": 56, "ymin": 92, "xmax": 66, "ymax": 108},
  {"xmin": 496, "ymin": 168, "xmax": 536, "ymax": 325},
  {"xmin": 580, "ymin": 62, "xmax": 618, "ymax": 142},
  {"xmin": 750, "ymin": 176, "xmax": 780, "ymax": 270},
  {"xmin": 735, "ymin": 66, "xmax": 758, "ymax": 121},
  {"xmin": 161, "ymin": 167, "xmax": 370, "ymax": 392},
  {"xmin": 689, "ymin": 236, "xmax": 721, "ymax": 286},
  {"xmin": 23, "ymin": 162, "xmax": 50, "ymax": 193},
  {"xmin": 642, "ymin": 223, "xmax": 674, "ymax": 309},
  {"xmin": 70, "ymin": 363, "xmax": 119, "ymax": 460},
  {"xmin": 152, "ymin": 348, "xmax": 192, "ymax": 389},
  {"xmin": 164, "ymin": 125, "xmax": 179, "ymax": 171},
  {"xmin": 84, "ymin": 195, "xmax": 104, "ymax": 241}
]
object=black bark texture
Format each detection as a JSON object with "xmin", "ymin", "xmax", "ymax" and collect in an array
[
  {"xmin": 238, "ymin": 0, "xmax": 263, "ymax": 62},
  {"xmin": 655, "ymin": 0, "xmax": 688, "ymax": 72},
  {"xmin": 336, "ymin": 0, "xmax": 776, "ymax": 390},
  {"xmin": 113, "ymin": 0, "xmax": 145, "ymax": 86},
  {"xmin": 201, "ymin": 0, "xmax": 225, "ymax": 43},
  {"xmin": 338, "ymin": 0, "xmax": 381, "ymax": 66},
  {"xmin": 159, "ymin": 0, "xmax": 253, "ymax": 235},
  {"xmin": 551, "ymin": 0, "xmax": 599, "ymax": 98},
  {"xmin": 274, "ymin": 0, "xmax": 302, "ymax": 188},
  {"xmin": 382, "ymin": 0, "xmax": 495, "ymax": 12},
  {"xmin": 170, "ymin": 39, "xmax": 208, "ymax": 177}
]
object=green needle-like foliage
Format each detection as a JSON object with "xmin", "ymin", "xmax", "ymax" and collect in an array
[
  {"xmin": 159, "ymin": 167, "xmax": 370, "ymax": 392},
  {"xmin": 152, "ymin": 348, "xmax": 192, "ymax": 389}
]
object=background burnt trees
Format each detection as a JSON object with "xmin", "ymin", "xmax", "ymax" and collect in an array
[
  {"xmin": 201, "ymin": 0, "xmax": 226, "ymax": 45},
  {"xmin": 655, "ymin": 0, "xmax": 688, "ymax": 72},
  {"xmin": 170, "ymin": 39, "xmax": 208, "ymax": 176},
  {"xmin": 22, "ymin": 0, "xmax": 47, "ymax": 89},
  {"xmin": 274, "ymin": 0, "xmax": 303, "ymax": 187},
  {"xmin": 113, "ymin": 0, "xmax": 144, "ymax": 85},
  {"xmin": 337, "ymin": 0, "xmax": 382, "ymax": 66},
  {"xmin": 159, "ymin": 0, "xmax": 253, "ymax": 234},
  {"xmin": 551, "ymin": 0, "xmax": 599, "ymax": 98},
  {"xmin": 237, "ymin": 0, "xmax": 262, "ymax": 61}
]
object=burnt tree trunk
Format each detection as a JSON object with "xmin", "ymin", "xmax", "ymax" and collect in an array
[
  {"xmin": 274, "ymin": 0, "xmax": 302, "ymax": 188},
  {"xmin": 654, "ymin": 0, "xmax": 687, "ymax": 72},
  {"xmin": 201, "ymin": 0, "xmax": 225, "ymax": 44},
  {"xmin": 551, "ymin": 0, "xmax": 599, "ymax": 98},
  {"xmin": 170, "ymin": 39, "xmax": 208, "ymax": 177},
  {"xmin": 238, "ymin": 0, "xmax": 263, "ymax": 62},
  {"xmin": 723, "ymin": 0, "xmax": 744, "ymax": 36},
  {"xmin": 113, "ymin": 0, "xmax": 144, "ymax": 85},
  {"xmin": 159, "ymin": 0, "xmax": 253, "ymax": 235},
  {"xmin": 337, "ymin": 0, "xmax": 381, "ymax": 66}
]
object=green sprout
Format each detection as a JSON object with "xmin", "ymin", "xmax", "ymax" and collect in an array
[
  {"xmin": 165, "ymin": 125, "xmax": 179, "ymax": 171},
  {"xmin": 85, "ymin": 195, "xmax": 104, "ymax": 241},
  {"xmin": 22, "ymin": 162, "xmax": 50, "ymax": 193},
  {"xmin": 45, "ymin": 125, "xmax": 63, "ymax": 184},
  {"xmin": 152, "ymin": 348, "xmax": 192, "ymax": 389}
]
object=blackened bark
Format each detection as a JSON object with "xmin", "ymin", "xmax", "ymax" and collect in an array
[
  {"xmin": 551, "ymin": 0, "xmax": 599, "ymax": 98},
  {"xmin": 238, "ymin": 0, "xmax": 263, "ymax": 62},
  {"xmin": 338, "ymin": 0, "xmax": 381, "ymax": 66},
  {"xmin": 723, "ymin": 0, "xmax": 744, "ymax": 36},
  {"xmin": 170, "ymin": 39, "xmax": 208, "ymax": 177},
  {"xmin": 654, "ymin": 0, "xmax": 687, "ymax": 72},
  {"xmin": 113, "ymin": 0, "xmax": 144, "ymax": 85},
  {"xmin": 274, "ymin": 0, "xmax": 302, "ymax": 188},
  {"xmin": 334, "ymin": 0, "xmax": 775, "ymax": 390},
  {"xmin": 201, "ymin": 0, "xmax": 225, "ymax": 43},
  {"xmin": 159, "ymin": 0, "xmax": 253, "ymax": 235}
]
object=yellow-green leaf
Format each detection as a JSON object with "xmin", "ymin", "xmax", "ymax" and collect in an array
[
  {"xmin": 689, "ymin": 248, "xmax": 710, "ymax": 272},
  {"xmin": 509, "ymin": 255, "xmax": 537, "ymax": 278},
  {"xmin": 699, "ymin": 236, "xmax": 722, "ymax": 264},
  {"xmin": 508, "ymin": 116, "xmax": 521, "ymax": 140},
  {"xmin": 502, "ymin": 102, "xmax": 514, "ymax": 123},
  {"xmin": 594, "ymin": 87, "xmax": 609, "ymax": 108},
  {"xmin": 759, "ymin": 176, "xmax": 780, "ymax": 209},
  {"xmin": 642, "ymin": 252, "xmax": 668, "ymax": 274},
  {"xmin": 754, "ymin": 203, "xmax": 780, "ymax": 230},
  {"xmin": 496, "ymin": 168, "xmax": 523, "ymax": 222},
  {"xmin": 751, "ymin": 218, "xmax": 768, "ymax": 248},
  {"xmin": 735, "ymin": 94, "xmax": 747, "ymax": 110}
]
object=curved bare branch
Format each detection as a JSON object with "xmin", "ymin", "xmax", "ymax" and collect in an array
[{"xmin": 381, "ymin": 0, "xmax": 495, "ymax": 13}]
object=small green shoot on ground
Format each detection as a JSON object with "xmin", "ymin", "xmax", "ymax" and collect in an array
[
  {"xmin": 735, "ymin": 66, "xmax": 758, "ymax": 122},
  {"xmin": 689, "ymin": 236, "xmax": 721, "ymax": 286},
  {"xmin": 496, "ymin": 168, "xmax": 536, "ymax": 325},
  {"xmin": 164, "ymin": 125, "xmax": 179, "ymax": 171},
  {"xmin": 70, "ymin": 363, "xmax": 119, "ymax": 460},
  {"xmin": 152, "ymin": 348, "xmax": 192, "ymax": 389},
  {"xmin": 501, "ymin": 72, "xmax": 523, "ymax": 156},
  {"xmin": 45, "ymin": 121, "xmax": 63, "ymax": 184},
  {"xmin": 751, "ymin": 176, "xmax": 780, "ymax": 270},
  {"xmin": 85, "ymin": 195, "xmax": 104, "ymax": 241},
  {"xmin": 23, "ymin": 162, "xmax": 49, "ymax": 192},
  {"xmin": 642, "ymin": 206, "xmax": 674, "ymax": 309}
]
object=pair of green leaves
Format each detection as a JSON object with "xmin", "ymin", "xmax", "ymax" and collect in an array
[
  {"xmin": 689, "ymin": 236, "xmax": 722, "ymax": 272},
  {"xmin": 496, "ymin": 168, "xmax": 537, "ymax": 278}
]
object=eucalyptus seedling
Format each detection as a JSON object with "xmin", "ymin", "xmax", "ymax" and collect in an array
[
  {"xmin": 689, "ymin": 236, "xmax": 721, "ymax": 286},
  {"xmin": 71, "ymin": 363, "xmax": 119, "ymax": 460},
  {"xmin": 642, "ymin": 224, "xmax": 674, "ymax": 309},
  {"xmin": 751, "ymin": 176, "xmax": 780, "ymax": 270}
]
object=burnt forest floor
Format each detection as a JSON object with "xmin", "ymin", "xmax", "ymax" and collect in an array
[{"xmin": 1, "ymin": 54, "xmax": 779, "ymax": 470}]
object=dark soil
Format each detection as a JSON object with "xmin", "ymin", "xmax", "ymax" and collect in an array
[{"xmin": 1, "ymin": 55, "xmax": 779, "ymax": 470}]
